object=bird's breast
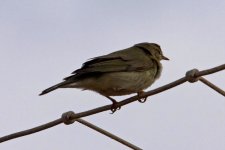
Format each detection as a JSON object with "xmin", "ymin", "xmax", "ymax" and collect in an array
[{"xmin": 79, "ymin": 69, "xmax": 159, "ymax": 96}]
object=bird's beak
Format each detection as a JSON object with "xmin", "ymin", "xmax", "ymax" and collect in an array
[{"xmin": 162, "ymin": 55, "xmax": 169, "ymax": 60}]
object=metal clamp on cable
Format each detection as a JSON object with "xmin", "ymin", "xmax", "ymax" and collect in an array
[
  {"xmin": 61, "ymin": 111, "xmax": 76, "ymax": 125},
  {"xmin": 185, "ymin": 69, "xmax": 200, "ymax": 83}
]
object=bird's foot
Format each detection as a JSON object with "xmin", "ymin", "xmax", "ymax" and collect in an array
[
  {"xmin": 137, "ymin": 91, "xmax": 148, "ymax": 103},
  {"xmin": 138, "ymin": 97, "xmax": 147, "ymax": 103},
  {"xmin": 110, "ymin": 101, "xmax": 121, "ymax": 114},
  {"xmin": 106, "ymin": 96, "xmax": 121, "ymax": 114}
]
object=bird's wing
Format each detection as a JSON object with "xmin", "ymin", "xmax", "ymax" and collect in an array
[{"xmin": 64, "ymin": 47, "xmax": 156, "ymax": 80}]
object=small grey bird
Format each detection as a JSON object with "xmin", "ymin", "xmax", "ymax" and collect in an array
[{"xmin": 40, "ymin": 42, "xmax": 169, "ymax": 112}]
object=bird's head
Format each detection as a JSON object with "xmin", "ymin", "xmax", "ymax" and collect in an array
[{"xmin": 135, "ymin": 42, "xmax": 169, "ymax": 61}]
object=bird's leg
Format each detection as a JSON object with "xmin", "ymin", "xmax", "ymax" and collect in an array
[
  {"xmin": 105, "ymin": 96, "xmax": 121, "ymax": 114},
  {"xmin": 137, "ymin": 91, "xmax": 147, "ymax": 103}
]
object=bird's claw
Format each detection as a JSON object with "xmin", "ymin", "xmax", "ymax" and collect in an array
[
  {"xmin": 105, "ymin": 96, "xmax": 121, "ymax": 114},
  {"xmin": 138, "ymin": 97, "xmax": 147, "ymax": 103},
  {"xmin": 137, "ymin": 91, "xmax": 148, "ymax": 103},
  {"xmin": 110, "ymin": 102, "xmax": 121, "ymax": 114}
]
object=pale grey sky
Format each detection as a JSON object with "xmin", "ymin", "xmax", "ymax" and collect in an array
[{"xmin": 0, "ymin": 0, "xmax": 225, "ymax": 150}]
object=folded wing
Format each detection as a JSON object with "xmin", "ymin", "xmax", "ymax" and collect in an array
[{"xmin": 64, "ymin": 48, "xmax": 155, "ymax": 81}]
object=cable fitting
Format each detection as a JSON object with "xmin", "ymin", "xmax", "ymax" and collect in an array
[
  {"xmin": 61, "ymin": 111, "xmax": 76, "ymax": 125},
  {"xmin": 185, "ymin": 69, "xmax": 200, "ymax": 83}
]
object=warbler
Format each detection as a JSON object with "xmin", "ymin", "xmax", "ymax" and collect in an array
[{"xmin": 40, "ymin": 43, "xmax": 169, "ymax": 112}]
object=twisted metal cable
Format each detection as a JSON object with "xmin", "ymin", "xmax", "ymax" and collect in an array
[{"xmin": 0, "ymin": 64, "xmax": 224, "ymax": 150}]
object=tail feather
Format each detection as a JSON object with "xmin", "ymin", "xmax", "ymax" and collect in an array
[{"xmin": 39, "ymin": 81, "xmax": 70, "ymax": 96}]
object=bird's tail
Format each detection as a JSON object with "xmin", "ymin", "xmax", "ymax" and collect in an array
[{"xmin": 39, "ymin": 81, "xmax": 70, "ymax": 96}]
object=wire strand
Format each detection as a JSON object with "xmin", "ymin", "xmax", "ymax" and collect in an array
[
  {"xmin": 199, "ymin": 77, "xmax": 225, "ymax": 96},
  {"xmin": 77, "ymin": 119, "xmax": 142, "ymax": 150},
  {"xmin": 0, "ymin": 64, "xmax": 224, "ymax": 149}
]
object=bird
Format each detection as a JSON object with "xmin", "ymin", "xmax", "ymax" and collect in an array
[{"xmin": 39, "ymin": 42, "xmax": 169, "ymax": 113}]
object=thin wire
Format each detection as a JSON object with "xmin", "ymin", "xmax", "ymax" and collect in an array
[
  {"xmin": 195, "ymin": 64, "xmax": 225, "ymax": 77},
  {"xmin": 199, "ymin": 77, "xmax": 225, "ymax": 96},
  {"xmin": 77, "ymin": 119, "xmax": 142, "ymax": 150},
  {"xmin": 0, "ymin": 118, "xmax": 63, "ymax": 143}
]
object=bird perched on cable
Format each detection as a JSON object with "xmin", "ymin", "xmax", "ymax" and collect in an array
[{"xmin": 39, "ymin": 42, "xmax": 169, "ymax": 112}]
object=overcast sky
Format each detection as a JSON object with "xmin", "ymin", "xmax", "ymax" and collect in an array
[{"xmin": 0, "ymin": 0, "xmax": 225, "ymax": 150}]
